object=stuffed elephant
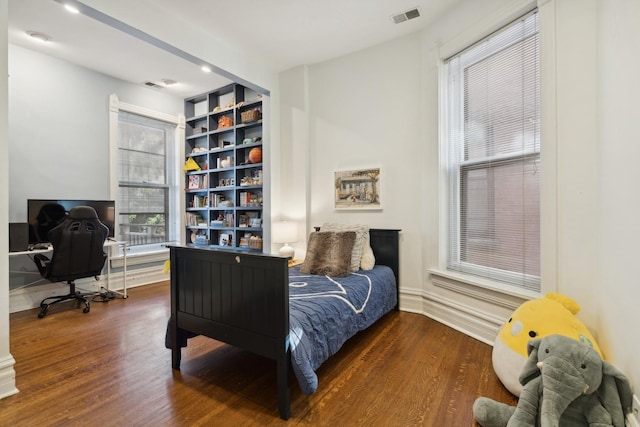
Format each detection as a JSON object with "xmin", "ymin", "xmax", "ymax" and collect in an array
[{"xmin": 473, "ymin": 334, "xmax": 633, "ymax": 427}]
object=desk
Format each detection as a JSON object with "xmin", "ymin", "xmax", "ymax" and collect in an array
[{"xmin": 9, "ymin": 239, "xmax": 128, "ymax": 298}]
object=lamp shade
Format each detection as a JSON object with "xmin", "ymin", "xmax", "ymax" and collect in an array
[
  {"xmin": 272, "ymin": 221, "xmax": 298, "ymax": 244},
  {"xmin": 272, "ymin": 221, "xmax": 298, "ymax": 259}
]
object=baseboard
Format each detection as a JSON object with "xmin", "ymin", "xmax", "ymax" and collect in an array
[
  {"xmin": 0, "ymin": 354, "xmax": 18, "ymax": 399},
  {"xmin": 9, "ymin": 265, "xmax": 169, "ymax": 313},
  {"xmin": 399, "ymin": 287, "xmax": 505, "ymax": 345}
]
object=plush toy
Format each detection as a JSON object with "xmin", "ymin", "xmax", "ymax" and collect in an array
[
  {"xmin": 493, "ymin": 293, "xmax": 602, "ymax": 396},
  {"xmin": 474, "ymin": 334, "xmax": 633, "ymax": 427}
]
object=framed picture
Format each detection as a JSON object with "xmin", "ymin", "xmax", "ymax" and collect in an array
[{"xmin": 334, "ymin": 168, "xmax": 382, "ymax": 210}]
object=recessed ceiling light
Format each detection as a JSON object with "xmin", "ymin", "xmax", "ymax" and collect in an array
[
  {"xmin": 27, "ymin": 31, "xmax": 52, "ymax": 43},
  {"xmin": 201, "ymin": 65, "xmax": 212, "ymax": 73},
  {"xmin": 64, "ymin": 4, "xmax": 80, "ymax": 14},
  {"xmin": 161, "ymin": 79, "xmax": 177, "ymax": 86}
]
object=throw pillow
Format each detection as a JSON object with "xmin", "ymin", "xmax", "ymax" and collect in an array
[
  {"xmin": 300, "ymin": 231, "xmax": 356, "ymax": 277},
  {"xmin": 320, "ymin": 222, "xmax": 369, "ymax": 272}
]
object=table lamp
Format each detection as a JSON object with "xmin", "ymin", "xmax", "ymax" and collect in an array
[{"xmin": 272, "ymin": 221, "xmax": 298, "ymax": 259}]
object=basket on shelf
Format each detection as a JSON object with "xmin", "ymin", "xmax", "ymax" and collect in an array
[
  {"xmin": 248, "ymin": 236, "xmax": 263, "ymax": 250},
  {"xmin": 241, "ymin": 108, "xmax": 262, "ymax": 123}
]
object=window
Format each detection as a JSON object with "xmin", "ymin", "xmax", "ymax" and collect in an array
[
  {"xmin": 108, "ymin": 95, "xmax": 184, "ymax": 258},
  {"xmin": 117, "ymin": 112, "xmax": 175, "ymax": 252},
  {"xmin": 444, "ymin": 11, "xmax": 540, "ymax": 291}
]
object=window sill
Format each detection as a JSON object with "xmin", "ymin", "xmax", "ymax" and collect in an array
[
  {"xmin": 111, "ymin": 248, "xmax": 169, "ymax": 268},
  {"xmin": 428, "ymin": 268, "xmax": 541, "ymax": 310}
]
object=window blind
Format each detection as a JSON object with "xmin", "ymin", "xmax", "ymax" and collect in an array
[{"xmin": 445, "ymin": 11, "xmax": 540, "ymax": 291}]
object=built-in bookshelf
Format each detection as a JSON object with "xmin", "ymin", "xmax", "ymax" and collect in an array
[{"xmin": 184, "ymin": 83, "xmax": 264, "ymax": 251}]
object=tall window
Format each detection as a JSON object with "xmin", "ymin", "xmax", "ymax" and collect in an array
[
  {"xmin": 444, "ymin": 11, "xmax": 540, "ymax": 291},
  {"xmin": 118, "ymin": 111, "xmax": 177, "ymax": 253}
]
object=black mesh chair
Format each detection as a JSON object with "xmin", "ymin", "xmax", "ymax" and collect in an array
[{"xmin": 33, "ymin": 206, "xmax": 109, "ymax": 318}]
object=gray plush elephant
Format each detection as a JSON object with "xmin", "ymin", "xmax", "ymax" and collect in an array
[{"xmin": 473, "ymin": 334, "xmax": 633, "ymax": 427}]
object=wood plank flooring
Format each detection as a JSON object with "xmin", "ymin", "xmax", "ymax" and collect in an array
[{"xmin": 0, "ymin": 282, "xmax": 516, "ymax": 426}]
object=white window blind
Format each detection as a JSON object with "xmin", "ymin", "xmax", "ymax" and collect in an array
[{"xmin": 444, "ymin": 11, "xmax": 540, "ymax": 291}]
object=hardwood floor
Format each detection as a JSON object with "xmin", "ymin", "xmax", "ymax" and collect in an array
[{"xmin": 0, "ymin": 282, "xmax": 516, "ymax": 426}]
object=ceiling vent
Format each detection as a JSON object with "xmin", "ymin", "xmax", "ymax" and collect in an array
[
  {"xmin": 144, "ymin": 81, "xmax": 163, "ymax": 89},
  {"xmin": 391, "ymin": 7, "xmax": 421, "ymax": 24}
]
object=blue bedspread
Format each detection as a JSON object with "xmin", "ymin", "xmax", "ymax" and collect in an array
[{"xmin": 288, "ymin": 265, "xmax": 397, "ymax": 395}]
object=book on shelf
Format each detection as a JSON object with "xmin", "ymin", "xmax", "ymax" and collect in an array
[
  {"xmin": 193, "ymin": 195, "xmax": 208, "ymax": 208},
  {"xmin": 239, "ymin": 192, "xmax": 249, "ymax": 207},
  {"xmin": 188, "ymin": 174, "xmax": 208, "ymax": 189},
  {"xmin": 185, "ymin": 212, "xmax": 203, "ymax": 226},
  {"xmin": 223, "ymin": 213, "xmax": 234, "ymax": 227},
  {"xmin": 188, "ymin": 175, "xmax": 200, "ymax": 189},
  {"xmin": 211, "ymin": 194, "xmax": 225, "ymax": 207}
]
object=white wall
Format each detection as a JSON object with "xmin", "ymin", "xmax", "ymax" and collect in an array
[
  {"xmin": 307, "ymin": 33, "xmax": 424, "ymax": 290},
  {"xmin": 596, "ymin": 0, "xmax": 640, "ymax": 397},
  {"xmin": 8, "ymin": 44, "xmax": 184, "ymax": 222},
  {"xmin": 278, "ymin": 0, "xmax": 640, "ymax": 398},
  {"xmin": 275, "ymin": 66, "xmax": 309, "ymax": 254},
  {"xmin": 552, "ymin": 0, "xmax": 600, "ymax": 333},
  {"xmin": 279, "ymin": 31, "xmax": 426, "ymax": 287}
]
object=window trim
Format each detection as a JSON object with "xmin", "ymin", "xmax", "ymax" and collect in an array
[
  {"xmin": 108, "ymin": 93, "xmax": 185, "ymax": 258},
  {"xmin": 436, "ymin": 0, "xmax": 556, "ymax": 296},
  {"xmin": 445, "ymin": 11, "xmax": 541, "ymax": 290}
]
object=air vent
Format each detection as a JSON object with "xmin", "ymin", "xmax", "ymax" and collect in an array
[
  {"xmin": 391, "ymin": 7, "xmax": 421, "ymax": 24},
  {"xmin": 144, "ymin": 81, "xmax": 163, "ymax": 88}
]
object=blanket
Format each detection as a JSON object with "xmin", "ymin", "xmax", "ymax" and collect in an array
[{"xmin": 288, "ymin": 265, "xmax": 397, "ymax": 394}]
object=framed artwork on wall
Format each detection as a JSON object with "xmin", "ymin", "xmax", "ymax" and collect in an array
[{"xmin": 334, "ymin": 168, "xmax": 382, "ymax": 210}]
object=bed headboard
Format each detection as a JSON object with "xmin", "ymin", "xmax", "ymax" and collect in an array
[{"xmin": 368, "ymin": 228, "xmax": 400, "ymax": 287}]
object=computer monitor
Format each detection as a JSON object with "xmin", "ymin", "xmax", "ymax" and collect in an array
[{"xmin": 27, "ymin": 199, "xmax": 116, "ymax": 244}]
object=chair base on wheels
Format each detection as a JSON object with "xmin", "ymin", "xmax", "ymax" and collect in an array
[{"xmin": 38, "ymin": 281, "xmax": 91, "ymax": 318}]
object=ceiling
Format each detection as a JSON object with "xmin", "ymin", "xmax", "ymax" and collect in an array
[{"xmin": 8, "ymin": 0, "xmax": 464, "ymax": 99}]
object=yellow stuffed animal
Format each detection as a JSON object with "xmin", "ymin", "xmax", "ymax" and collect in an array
[{"xmin": 492, "ymin": 293, "xmax": 602, "ymax": 396}]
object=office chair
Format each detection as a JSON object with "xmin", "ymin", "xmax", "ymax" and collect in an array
[{"xmin": 33, "ymin": 206, "xmax": 109, "ymax": 318}]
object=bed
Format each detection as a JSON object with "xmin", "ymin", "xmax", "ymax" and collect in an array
[{"xmin": 167, "ymin": 228, "xmax": 400, "ymax": 419}]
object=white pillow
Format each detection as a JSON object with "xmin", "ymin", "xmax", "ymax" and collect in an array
[
  {"xmin": 360, "ymin": 240, "xmax": 375, "ymax": 270},
  {"xmin": 321, "ymin": 222, "xmax": 369, "ymax": 272}
]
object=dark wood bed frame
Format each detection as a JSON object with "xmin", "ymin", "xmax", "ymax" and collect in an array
[{"xmin": 169, "ymin": 228, "xmax": 400, "ymax": 420}]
